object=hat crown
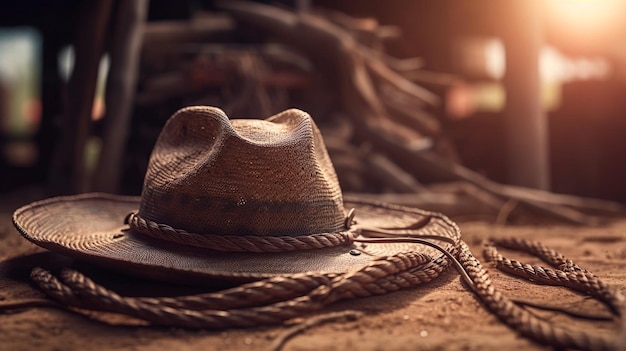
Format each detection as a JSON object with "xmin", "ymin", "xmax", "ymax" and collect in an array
[{"xmin": 138, "ymin": 106, "xmax": 346, "ymax": 236}]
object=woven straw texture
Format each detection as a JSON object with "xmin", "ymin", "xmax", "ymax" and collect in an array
[
  {"xmin": 139, "ymin": 106, "xmax": 345, "ymax": 237},
  {"xmin": 13, "ymin": 193, "xmax": 459, "ymax": 281}
]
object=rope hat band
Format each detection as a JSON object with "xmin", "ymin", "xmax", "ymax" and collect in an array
[{"xmin": 124, "ymin": 211, "xmax": 360, "ymax": 253}]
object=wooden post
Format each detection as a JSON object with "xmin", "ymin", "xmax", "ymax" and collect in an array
[
  {"xmin": 502, "ymin": 0, "xmax": 551, "ymax": 190},
  {"xmin": 48, "ymin": 0, "xmax": 113, "ymax": 194},
  {"xmin": 93, "ymin": 0, "xmax": 148, "ymax": 193}
]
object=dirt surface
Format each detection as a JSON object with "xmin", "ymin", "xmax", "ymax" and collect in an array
[{"xmin": 1, "ymin": 192, "xmax": 625, "ymax": 351}]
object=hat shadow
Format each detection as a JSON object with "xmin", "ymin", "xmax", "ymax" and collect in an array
[
  {"xmin": 0, "ymin": 251, "xmax": 241, "ymax": 297},
  {"xmin": 0, "ymin": 251, "xmax": 73, "ymax": 297}
]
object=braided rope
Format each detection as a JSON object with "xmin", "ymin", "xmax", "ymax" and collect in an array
[
  {"xmin": 473, "ymin": 240, "xmax": 623, "ymax": 350},
  {"xmin": 485, "ymin": 237, "xmax": 587, "ymax": 273},
  {"xmin": 26, "ymin": 236, "xmax": 624, "ymax": 350},
  {"xmin": 30, "ymin": 267, "xmax": 82, "ymax": 306},
  {"xmin": 483, "ymin": 238, "xmax": 625, "ymax": 316},
  {"xmin": 135, "ymin": 274, "xmax": 334, "ymax": 310},
  {"xmin": 125, "ymin": 212, "xmax": 359, "ymax": 252},
  {"xmin": 29, "ymin": 250, "xmax": 442, "ymax": 328}
]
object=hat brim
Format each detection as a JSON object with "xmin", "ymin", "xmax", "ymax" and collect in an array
[{"xmin": 13, "ymin": 193, "xmax": 460, "ymax": 283}]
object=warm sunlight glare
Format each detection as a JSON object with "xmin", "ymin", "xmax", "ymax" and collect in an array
[{"xmin": 547, "ymin": 0, "xmax": 621, "ymax": 34}]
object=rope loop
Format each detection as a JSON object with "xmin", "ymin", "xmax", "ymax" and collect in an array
[{"xmin": 10, "ymin": 231, "xmax": 624, "ymax": 350}]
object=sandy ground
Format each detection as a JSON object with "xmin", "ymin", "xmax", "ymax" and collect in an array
[{"xmin": 1, "ymin": 191, "xmax": 625, "ymax": 351}]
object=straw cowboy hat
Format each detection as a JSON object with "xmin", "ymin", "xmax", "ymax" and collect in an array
[{"xmin": 13, "ymin": 106, "xmax": 461, "ymax": 283}]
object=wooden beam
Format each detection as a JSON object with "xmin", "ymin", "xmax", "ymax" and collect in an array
[{"xmin": 501, "ymin": 0, "xmax": 551, "ymax": 190}]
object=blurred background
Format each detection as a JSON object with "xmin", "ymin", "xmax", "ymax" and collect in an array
[{"xmin": 1, "ymin": 0, "xmax": 625, "ymax": 222}]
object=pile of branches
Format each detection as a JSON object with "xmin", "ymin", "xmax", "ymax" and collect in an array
[{"xmin": 120, "ymin": 1, "xmax": 623, "ymax": 225}]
